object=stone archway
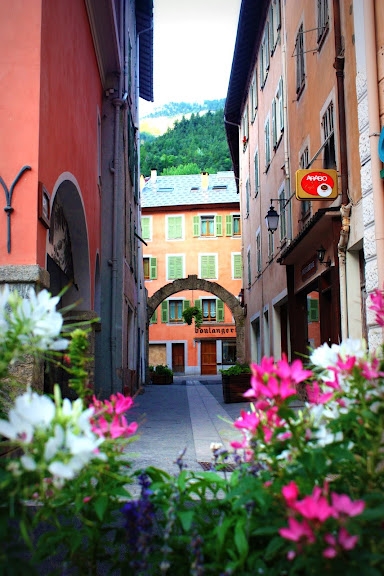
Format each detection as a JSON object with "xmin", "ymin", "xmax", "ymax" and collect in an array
[{"xmin": 146, "ymin": 275, "xmax": 246, "ymax": 380}]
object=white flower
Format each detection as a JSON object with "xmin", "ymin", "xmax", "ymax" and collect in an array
[
  {"xmin": 313, "ymin": 425, "xmax": 343, "ymax": 447},
  {"xmin": 20, "ymin": 455, "xmax": 37, "ymax": 471},
  {"xmin": 14, "ymin": 389, "xmax": 55, "ymax": 429},
  {"xmin": 48, "ymin": 461, "xmax": 76, "ymax": 480},
  {"xmin": 44, "ymin": 424, "xmax": 65, "ymax": 460},
  {"xmin": 0, "ymin": 411, "xmax": 34, "ymax": 443},
  {"xmin": 310, "ymin": 343, "xmax": 338, "ymax": 369}
]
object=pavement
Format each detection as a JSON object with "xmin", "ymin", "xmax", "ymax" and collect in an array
[{"xmin": 126, "ymin": 375, "xmax": 250, "ymax": 496}]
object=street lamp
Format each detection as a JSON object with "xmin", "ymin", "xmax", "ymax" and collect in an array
[
  {"xmin": 265, "ymin": 204, "xmax": 279, "ymax": 233},
  {"xmin": 316, "ymin": 245, "xmax": 331, "ymax": 267}
]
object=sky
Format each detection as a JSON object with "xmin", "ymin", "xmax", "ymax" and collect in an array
[{"xmin": 139, "ymin": 0, "xmax": 241, "ymax": 117}]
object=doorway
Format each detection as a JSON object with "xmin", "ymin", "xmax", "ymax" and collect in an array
[
  {"xmin": 172, "ymin": 343, "xmax": 185, "ymax": 373},
  {"xmin": 201, "ymin": 340, "xmax": 217, "ymax": 375}
]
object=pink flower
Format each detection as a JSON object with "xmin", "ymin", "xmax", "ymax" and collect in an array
[
  {"xmin": 279, "ymin": 517, "xmax": 315, "ymax": 544},
  {"xmin": 257, "ymin": 375, "xmax": 297, "ymax": 401},
  {"xmin": 83, "ymin": 496, "xmax": 92, "ymax": 503},
  {"xmin": 234, "ymin": 410, "xmax": 260, "ymax": 434},
  {"xmin": 335, "ymin": 356, "xmax": 356, "ymax": 373},
  {"xmin": 370, "ymin": 288, "xmax": 384, "ymax": 326},
  {"xmin": 331, "ymin": 493, "xmax": 365, "ymax": 518},
  {"xmin": 282, "ymin": 481, "xmax": 299, "ymax": 505},
  {"xmin": 110, "ymin": 415, "xmax": 138, "ymax": 439},
  {"xmin": 114, "ymin": 392, "xmax": 134, "ymax": 414},
  {"xmin": 294, "ymin": 486, "xmax": 335, "ymax": 523},
  {"xmin": 307, "ymin": 381, "xmax": 334, "ymax": 405},
  {"xmin": 277, "ymin": 355, "xmax": 313, "ymax": 385},
  {"xmin": 338, "ymin": 527, "xmax": 359, "ymax": 550}
]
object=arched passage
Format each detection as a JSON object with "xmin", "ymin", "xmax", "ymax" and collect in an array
[{"xmin": 147, "ymin": 275, "xmax": 246, "ymax": 378}]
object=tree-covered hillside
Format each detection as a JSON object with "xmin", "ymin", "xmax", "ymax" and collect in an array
[
  {"xmin": 140, "ymin": 108, "xmax": 232, "ymax": 176},
  {"xmin": 143, "ymin": 99, "xmax": 226, "ymax": 119}
]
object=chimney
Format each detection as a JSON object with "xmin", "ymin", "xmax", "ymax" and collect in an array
[
  {"xmin": 140, "ymin": 174, "xmax": 146, "ymax": 191},
  {"xmin": 151, "ymin": 168, "xmax": 157, "ymax": 183},
  {"xmin": 201, "ymin": 171, "xmax": 209, "ymax": 191}
]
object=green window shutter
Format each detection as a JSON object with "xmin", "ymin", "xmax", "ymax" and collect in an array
[
  {"xmin": 150, "ymin": 309, "xmax": 157, "ymax": 323},
  {"xmin": 193, "ymin": 216, "xmax": 200, "ymax": 237},
  {"xmin": 216, "ymin": 215, "xmax": 222, "ymax": 236},
  {"xmin": 233, "ymin": 254, "xmax": 242, "ymax": 279},
  {"xmin": 183, "ymin": 300, "xmax": 190, "ymax": 311},
  {"xmin": 208, "ymin": 255, "xmax": 216, "ymax": 278},
  {"xmin": 175, "ymin": 217, "xmax": 182, "ymax": 238},
  {"xmin": 175, "ymin": 256, "xmax": 183, "ymax": 278},
  {"xmin": 142, "ymin": 217, "xmax": 150, "ymax": 240},
  {"xmin": 217, "ymin": 300, "xmax": 225, "ymax": 322},
  {"xmin": 194, "ymin": 299, "xmax": 202, "ymax": 311},
  {"xmin": 161, "ymin": 301, "xmax": 168, "ymax": 323},
  {"xmin": 150, "ymin": 257, "xmax": 157, "ymax": 279},
  {"xmin": 226, "ymin": 215, "xmax": 232, "ymax": 236},
  {"xmin": 201, "ymin": 255, "xmax": 208, "ymax": 278},
  {"xmin": 308, "ymin": 299, "xmax": 319, "ymax": 322}
]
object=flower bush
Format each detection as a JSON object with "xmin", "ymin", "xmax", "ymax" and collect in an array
[
  {"xmin": 1, "ymin": 283, "xmax": 384, "ymax": 575},
  {"xmin": 0, "ymin": 285, "xmax": 138, "ymax": 574}
]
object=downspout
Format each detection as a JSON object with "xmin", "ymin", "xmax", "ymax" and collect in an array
[
  {"xmin": 110, "ymin": 0, "xmax": 126, "ymax": 394},
  {"xmin": 364, "ymin": 0, "xmax": 384, "ymax": 290},
  {"xmin": 333, "ymin": 0, "xmax": 351, "ymax": 340}
]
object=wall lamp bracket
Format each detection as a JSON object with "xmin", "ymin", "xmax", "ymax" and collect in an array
[
  {"xmin": 265, "ymin": 197, "xmax": 291, "ymax": 233},
  {"xmin": 317, "ymin": 245, "xmax": 331, "ymax": 267}
]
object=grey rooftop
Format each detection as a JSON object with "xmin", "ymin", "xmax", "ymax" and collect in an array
[{"xmin": 141, "ymin": 171, "xmax": 238, "ymax": 208}]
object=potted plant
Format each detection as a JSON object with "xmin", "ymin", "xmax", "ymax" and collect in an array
[
  {"xmin": 150, "ymin": 364, "xmax": 173, "ymax": 385},
  {"xmin": 220, "ymin": 363, "xmax": 252, "ymax": 403},
  {"xmin": 182, "ymin": 305, "xmax": 203, "ymax": 328}
]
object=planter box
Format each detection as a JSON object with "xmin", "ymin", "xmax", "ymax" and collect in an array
[
  {"xmin": 151, "ymin": 373, "xmax": 173, "ymax": 385},
  {"xmin": 222, "ymin": 373, "xmax": 251, "ymax": 403}
]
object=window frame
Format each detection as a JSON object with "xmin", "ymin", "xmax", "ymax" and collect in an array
[
  {"xmin": 295, "ymin": 23, "xmax": 305, "ymax": 97},
  {"xmin": 166, "ymin": 215, "xmax": 184, "ymax": 241},
  {"xmin": 199, "ymin": 254, "xmax": 218, "ymax": 280},
  {"xmin": 232, "ymin": 252, "xmax": 242, "ymax": 280},
  {"xmin": 141, "ymin": 216, "xmax": 152, "ymax": 241},
  {"xmin": 265, "ymin": 115, "xmax": 271, "ymax": 168},
  {"xmin": 317, "ymin": 0, "xmax": 329, "ymax": 48},
  {"xmin": 256, "ymin": 229, "xmax": 262, "ymax": 276},
  {"xmin": 167, "ymin": 254, "xmax": 184, "ymax": 281}
]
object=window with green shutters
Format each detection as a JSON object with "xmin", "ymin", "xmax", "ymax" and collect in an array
[
  {"xmin": 200, "ymin": 255, "xmax": 217, "ymax": 279},
  {"xmin": 193, "ymin": 216, "xmax": 200, "ymax": 237},
  {"xmin": 150, "ymin": 309, "xmax": 157, "ymax": 324},
  {"xmin": 226, "ymin": 215, "xmax": 232, "ymax": 236},
  {"xmin": 193, "ymin": 215, "xmax": 222, "ymax": 237},
  {"xmin": 167, "ymin": 216, "xmax": 182, "ymax": 240},
  {"xmin": 167, "ymin": 255, "xmax": 183, "ymax": 280},
  {"xmin": 161, "ymin": 301, "xmax": 168, "ymax": 323},
  {"xmin": 142, "ymin": 217, "xmax": 151, "ymax": 240},
  {"xmin": 150, "ymin": 257, "xmax": 157, "ymax": 279},
  {"xmin": 215, "ymin": 215, "xmax": 222, "ymax": 236},
  {"xmin": 194, "ymin": 299, "xmax": 224, "ymax": 322},
  {"xmin": 226, "ymin": 215, "xmax": 241, "ymax": 237},
  {"xmin": 233, "ymin": 253, "xmax": 242, "ymax": 279},
  {"xmin": 308, "ymin": 298, "xmax": 319, "ymax": 322}
]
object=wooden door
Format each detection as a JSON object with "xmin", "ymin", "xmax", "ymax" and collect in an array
[
  {"xmin": 201, "ymin": 341, "xmax": 217, "ymax": 375},
  {"xmin": 172, "ymin": 343, "xmax": 184, "ymax": 373}
]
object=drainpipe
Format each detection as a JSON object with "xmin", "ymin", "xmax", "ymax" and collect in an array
[
  {"xmin": 364, "ymin": 0, "xmax": 384, "ymax": 290},
  {"xmin": 109, "ymin": 0, "xmax": 126, "ymax": 394},
  {"xmin": 333, "ymin": 0, "xmax": 351, "ymax": 340}
]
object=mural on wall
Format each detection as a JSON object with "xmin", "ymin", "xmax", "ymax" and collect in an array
[{"xmin": 48, "ymin": 198, "xmax": 75, "ymax": 283}]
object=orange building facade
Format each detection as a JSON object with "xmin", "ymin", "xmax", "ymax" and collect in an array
[
  {"xmin": 141, "ymin": 171, "xmax": 242, "ymax": 375},
  {"xmin": 0, "ymin": 0, "xmax": 153, "ymax": 396}
]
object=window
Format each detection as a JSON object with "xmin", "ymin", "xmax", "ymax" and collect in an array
[
  {"xmin": 242, "ymin": 105, "xmax": 249, "ymax": 148},
  {"xmin": 195, "ymin": 299, "xmax": 224, "ymax": 322},
  {"xmin": 322, "ymin": 101, "xmax": 336, "ymax": 169},
  {"xmin": 167, "ymin": 255, "xmax": 183, "ymax": 280},
  {"xmin": 232, "ymin": 253, "xmax": 242, "ymax": 279},
  {"xmin": 254, "ymin": 150, "xmax": 260, "ymax": 197},
  {"xmin": 169, "ymin": 300, "xmax": 183, "ymax": 322},
  {"xmin": 268, "ymin": 230, "xmax": 274, "ymax": 260},
  {"xmin": 279, "ymin": 188, "xmax": 287, "ymax": 241},
  {"xmin": 250, "ymin": 71, "xmax": 258, "ymax": 121},
  {"xmin": 260, "ymin": 25, "xmax": 270, "ymax": 88},
  {"xmin": 308, "ymin": 297, "xmax": 319, "ymax": 322},
  {"xmin": 272, "ymin": 0, "xmax": 281, "ymax": 48},
  {"xmin": 193, "ymin": 215, "xmax": 222, "ymax": 237},
  {"xmin": 167, "ymin": 215, "xmax": 183, "ymax": 240},
  {"xmin": 222, "ymin": 340, "xmax": 237, "ymax": 364},
  {"xmin": 150, "ymin": 309, "xmax": 157, "ymax": 324},
  {"xmin": 142, "ymin": 216, "xmax": 151, "ymax": 241},
  {"xmin": 256, "ymin": 230, "xmax": 261, "ymax": 275},
  {"xmin": 202, "ymin": 299, "xmax": 216, "ymax": 321},
  {"xmin": 317, "ymin": 0, "xmax": 329, "ymax": 47},
  {"xmin": 272, "ymin": 78, "xmax": 284, "ymax": 149},
  {"xmin": 245, "ymin": 179, "xmax": 250, "ymax": 216},
  {"xmin": 200, "ymin": 254, "xmax": 217, "ymax": 279},
  {"xmin": 300, "ymin": 146, "xmax": 311, "ymax": 219},
  {"xmin": 226, "ymin": 214, "xmax": 241, "ymax": 236},
  {"xmin": 247, "ymin": 248, "xmax": 251, "ymax": 287},
  {"xmin": 265, "ymin": 117, "xmax": 271, "ymax": 167},
  {"xmin": 143, "ymin": 257, "xmax": 157, "ymax": 280},
  {"xmin": 295, "ymin": 23, "xmax": 305, "ymax": 96},
  {"xmin": 161, "ymin": 299, "xmax": 190, "ymax": 323},
  {"xmin": 201, "ymin": 215, "xmax": 215, "ymax": 237}
]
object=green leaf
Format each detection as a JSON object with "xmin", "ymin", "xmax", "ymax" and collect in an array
[
  {"xmin": 93, "ymin": 494, "xmax": 109, "ymax": 521},
  {"xmin": 234, "ymin": 519, "xmax": 249, "ymax": 559},
  {"xmin": 264, "ymin": 536, "xmax": 285, "ymax": 561},
  {"xmin": 177, "ymin": 510, "xmax": 194, "ymax": 532}
]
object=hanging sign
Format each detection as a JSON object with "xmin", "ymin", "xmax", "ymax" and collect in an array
[{"xmin": 295, "ymin": 169, "xmax": 338, "ymax": 200}]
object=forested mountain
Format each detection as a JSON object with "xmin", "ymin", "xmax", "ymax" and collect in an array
[
  {"xmin": 140, "ymin": 108, "xmax": 232, "ymax": 176},
  {"xmin": 143, "ymin": 99, "xmax": 225, "ymax": 119}
]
